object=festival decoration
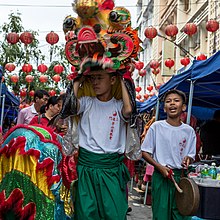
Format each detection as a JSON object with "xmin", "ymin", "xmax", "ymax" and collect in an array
[
  {"xmin": 147, "ymin": 85, "xmax": 153, "ymax": 92},
  {"xmin": 144, "ymin": 26, "xmax": 157, "ymax": 39},
  {"xmin": 6, "ymin": 32, "xmax": 19, "ymax": 44},
  {"xmin": 156, "ymin": 83, "xmax": 162, "ymax": 90},
  {"xmin": 46, "ymin": 31, "xmax": 59, "ymax": 45},
  {"xmin": 25, "ymin": 75, "xmax": 34, "ymax": 83},
  {"xmin": 5, "ymin": 63, "xmax": 16, "ymax": 72},
  {"xmin": 152, "ymin": 68, "xmax": 160, "ymax": 75},
  {"xmin": 144, "ymin": 94, "xmax": 149, "ymax": 99},
  {"xmin": 49, "ymin": 90, "xmax": 56, "ymax": 96},
  {"xmin": 206, "ymin": 19, "xmax": 219, "ymax": 32},
  {"xmin": 65, "ymin": 31, "xmax": 76, "ymax": 41},
  {"xmin": 29, "ymin": 90, "xmax": 35, "ymax": 97},
  {"xmin": 136, "ymin": 94, "xmax": 141, "ymax": 100},
  {"xmin": 37, "ymin": 64, "xmax": 48, "ymax": 73},
  {"xmin": 135, "ymin": 61, "xmax": 144, "ymax": 70},
  {"xmin": 39, "ymin": 75, "xmax": 48, "ymax": 83},
  {"xmin": 165, "ymin": 24, "xmax": 178, "ymax": 37},
  {"xmin": 19, "ymin": 90, "xmax": 27, "ymax": 97},
  {"xmin": 183, "ymin": 23, "xmax": 197, "ymax": 36},
  {"xmin": 165, "ymin": 58, "xmax": 175, "ymax": 68},
  {"xmin": 53, "ymin": 64, "xmax": 64, "ymax": 74},
  {"xmin": 22, "ymin": 64, "xmax": 33, "ymax": 73},
  {"xmin": 197, "ymin": 53, "xmax": 207, "ymax": 60},
  {"xmin": 150, "ymin": 60, "xmax": 160, "ymax": 69},
  {"xmin": 135, "ymin": 87, "xmax": 142, "ymax": 93},
  {"xmin": 180, "ymin": 57, "xmax": 190, "ymax": 66},
  {"xmin": 10, "ymin": 75, "xmax": 19, "ymax": 83},
  {"xmin": 139, "ymin": 69, "xmax": 146, "ymax": 77},
  {"xmin": 20, "ymin": 31, "xmax": 33, "ymax": 45},
  {"xmin": 52, "ymin": 74, "xmax": 61, "ymax": 83}
]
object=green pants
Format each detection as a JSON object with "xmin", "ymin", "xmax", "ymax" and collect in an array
[
  {"xmin": 74, "ymin": 147, "xmax": 130, "ymax": 220},
  {"xmin": 152, "ymin": 169, "xmax": 192, "ymax": 220}
]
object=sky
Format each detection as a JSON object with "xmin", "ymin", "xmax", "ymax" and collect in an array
[{"xmin": 0, "ymin": 0, "xmax": 137, "ymax": 55}]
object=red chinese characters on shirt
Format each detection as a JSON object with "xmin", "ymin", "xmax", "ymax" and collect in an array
[
  {"xmin": 108, "ymin": 111, "xmax": 118, "ymax": 140},
  {"xmin": 179, "ymin": 138, "xmax": 187, "ymax": 157}
]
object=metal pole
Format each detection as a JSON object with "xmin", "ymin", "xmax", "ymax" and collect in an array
[
  {"xmin": 186, "ymin": 81, "xmax": 194, "ymax": 124},
  {"xmin": 0, "ymin": 94, "xmax": 6, "ymax": 128},
  {"xmin": 155, "ymin": 98, "xmax": 160, "ymax": 121},
  {"xmin": 0, "ymin": 81, "xmax": 2, "ymax": 105}
]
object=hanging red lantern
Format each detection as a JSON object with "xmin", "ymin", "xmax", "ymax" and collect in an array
[
  {"xmin": 46, "ymin": 31, "xmax": 59, "ymax": 45},
  {"xmin": 144, "ymin": 26, "xmax": 157, "ymax": 39},
  {"xmin": 135, "ymin": 61, "xmax": 144, "ymax": 70},
  {"xmin": 156, "ymin": 83, "xmax": 162, "ymax": 90},
  {"xmin": 22, "ymin": 64, "xmax": 33, "ymax": 73},
  {"xmin": 183, "ymin": 23, "xmax": 197, "ymax": 36},
  {"xmin": 10, "ymin": 75, "xmax": 19, "ymax": 83},
  {"xmin": 136, "ymin": 94, "xmax": 142, "ymax": 100},
  {"xmin": 150, "ymin": 91, "xmax": 155, "ymax": 96},
  {"xmin": 152, "ymin": 68, "xmax": 160, "ymax": 75},
  {"xmin": 5, "ymin": 63, "xmax": 16, "ymax": 72},
  {"xmin": 49, "ymin": 90, "xmax": 56, "ymax": 96},
  {"xmin": 150, "ymin": 60, "xmax": 160, "ymax": 69},
  {"xmin": 71, "ymin": 66, "xmax": 76, "ymax": 72},
  {"xmin": 6, "ymin": 32, "xmax": 19, "ymax": 44},
  {"xmin": 53, "ymin": 64, "xmax": 64, "ymax": 74},
  {"xmin": 52, "ymin": 74, "xmax": 61, "ymax": 83},
  {"xmin": 180, "ymin": 57, "xmax": 190, "ymax": 66},
  {"xmin": 37, "ymin": 64, "xmax": 48, "ymax": 73},
  {"xmin": 39, "ymin": 75, "xmax": 48, "ymax": 83},
  {"xmin": 144, "ymin": 94, "xmax": 149, "ymax": 99},
  {"xmin": 20, "ymin": 31, "xmax": 33, "ymax": 45},
  {"xmin": 139, "ymin": 69, "xmax": 146, "ymax": 77},
  {"xmin": 67, "ymin": 72, "xmax": 78, "ymax": 80},
  {"xmin": 19, "ymin": 90, "xmax": 27, "ymax": 97},
  {"xmin": 147, "ymin": 85, "xmax": 153, "ymax": 92},
  {"xmin": 165, "ymin": 24, "xmax": 178, "ymax": 37},
  {"xmin": 25, "ymin": 75, "xmax": 34, "ymax": 83},
  {"xmin": 135, "ymin": 87, "xmax": 142, "ymax": 93},
  {"xmin": 206, "ymin": 19, "xmax": 219, "ymax": 32},
  {"xmin": 65, "ymin": 31, "xmax": 76, "ymax": 41},
  {"xmin": 29, "ymin": 90, "xmax": 35, "ymax": 97},
  {"xmin": 197, "ymin": 53, "xmax": 207, "ymax": 60},
  {"xmin": 165, "ymin": 58, "xmax": 175, "ymax": 68}
]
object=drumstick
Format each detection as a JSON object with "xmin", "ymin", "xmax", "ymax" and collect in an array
[{"xmin": 170, "ymin": 175, "xmax": 183, "ymax": 193}]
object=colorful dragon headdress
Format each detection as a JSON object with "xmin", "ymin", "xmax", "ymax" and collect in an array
[{"xmin": 63, "ymin": 0, "xmax": 142, "ymax": 74}]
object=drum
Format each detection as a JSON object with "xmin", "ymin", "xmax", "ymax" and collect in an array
[{"xmin": 175, "ymin": 177, "xmax": 200, "ymax": 216}]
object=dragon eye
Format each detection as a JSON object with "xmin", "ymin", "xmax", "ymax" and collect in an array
[
  {"xmin": 65, "ymin": 18, "xmax": 75, "ymax": 27},
  {"xmin": 109, "ymin": 11, "xmax": 119, "ymax": 22}
]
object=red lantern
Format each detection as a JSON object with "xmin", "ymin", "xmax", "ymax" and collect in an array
[
  {"xmin": 20, "ymin": 32, "xmax": 33, "ymax": 45},
  {"xmin": 144, "ymin": 26, "xmax": 157, "ymax": 39},
  {"xmin": 135, "ymin": 87, "xmax": 142, "ymax": 93},
  {"xmin": 53, "ymin": 64, "xmax": 64, "ymax": 74},
  {"xmin": 150, "ymin": 91, "xmax": 155, "ymax": 96},
  {"xmin": 184, "ymin": 23, "xmax": 197, "ymax": 36},
  {"xmin": 147, "ymin": 85, "xmax": 153, "ymax": 92},
  {"xmin": 136, "ymin": 94, "xmax": 141, "ymax": 100},
  {"xmin": 197, "ymin": 53, "xmax": 207, "ymax": 61},
  {"xmin": 156, "ymin": 83, "xmax": 162, "ymax": 90},
  {"xmin": 144, "ymin": 94, "xmax": 149, "ymax": 99},
  {"xmin": 65, "ymin": 31, "xmax": 76, "ymax": 41},
  {"xmin": 19, "ymin": 90, "xmax": 27, "ymax": 97},
  {"xmin": 46, "ymin": 31, "xmax": 59, "ymax": 45},
  {"xmin": 52, "ymin": 74, "xmax": 61, "ymax": 83},
  {"xmin": 71, "ymin": 66, "xmax": 76, "ymax": 72},
  {"xmin": 180, "ymin": 57, "xmax": 190, "ymax": 66},
  {"xmin": 39, "ymin": 75, "xmax": 48, "ymax": 83},
  {"xmin": 139, "ymin": 69, "xmax": 146, "ymax": 77},
  {"xmin": 206, "ymin": 19, "xmax": 219, "ymax": 32},
  {"xmin": 29, "ymin": 90, "xmax": 35, "ymax": 97},
  {"xmin": 152, "ymin": 68, "xmax": 160, "ymax": 75},
  {"xmin": 22, "ymin": 64, "xmax": 33, "ymax": 73},
  {"xmin": 135, "ymin": 61, "xmax": 144, "ymax": 70},
  {"xmin": 6, "ymin": 32, "xmax": 19, "ymax": 44},
  {"xmin": 165, "ymin": 24, "xmax": 178, "ymax": 37},
  {"xmin": 25, "ymin": 75, "xmax": 34, "ymax": 83},
  {"xmin": 10, "ymin": 75, "xmax": 19, "ymax": 83},
  {"xmin": 165, "ymin": 58, "xmax": 175, "ymax": 68},
  {"xmin": 150, "ymin": 60, "xmax": 160, "ymax": 69},
  {"xmin": 49, "ymin": 90, "xmax": 56, "ymax": 96},
  {"xmin": 37, "ymin": 64, "xmax": 48, "ymax": 73},
  {"xmin": 5, "ymin": 63, "xmax": 16, "ymax": 72},
  {"xmin": 67, "ymin": 72, "xmax": 78, "ymax": 80}
]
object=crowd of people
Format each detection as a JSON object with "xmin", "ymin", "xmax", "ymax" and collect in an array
[{"xmin": 0, "ymin": 65, "xmax": 219, "ymax": 219}]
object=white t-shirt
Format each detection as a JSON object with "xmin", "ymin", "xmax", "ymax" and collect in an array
[
  {"xmin": 78, "ymin": 96, "xmax": 127, "ymax": 154},
  {"xmin": 141, "ymin": 120, "xmax": 196, "ymax": 169}
]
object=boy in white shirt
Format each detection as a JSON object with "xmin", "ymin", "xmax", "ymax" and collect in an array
[{"xmin": 141, "ymin": 89, "xmax": 196, "ymax": 220}]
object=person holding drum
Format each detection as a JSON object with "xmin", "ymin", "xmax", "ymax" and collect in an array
[{"xmin": 141, "ymin": 89, "xmax": 196, "ymax": 220}]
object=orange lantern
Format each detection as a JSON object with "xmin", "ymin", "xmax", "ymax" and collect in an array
[
  {"xmin": 150, "ymin": 60, "xmax": 160, "ymax": 69},
  {"xmin": 22, "ymin": 64, "xmax": 33, "ymax": 73},
  {"xmin": 20, "ymin": 31, "xmax": 33, "ymax": 45},
  {"xmin": 180, "ymin": 57, "xmax": 190, "ymax": 66},
  {"xmin": 5, "ymin": 63, "xmax": 16, "ymax": 72},
  {"xmin": 53, "ymin": 64, "xmax": 64, "ymax": 74},
  {"xmin": 25, "ymin": 75, "xmax": 34, "ymax": 83},
  {"xmin": 183, "ymin": 23, "xmax": 197, "ymax": 36},
  {"xmin": 10, "ymin": 75, "xmax": 19, "ymax": 83},
  {"xmin": 165, "ymin": 24, "xmax": 178, "ymax": 37},
  {"xmin": 52, "ymin": 74, "xmax": 61, "ymax": 83},
  {"xmin": 165, "ymin": 58, "xmax": 175, "ymax": 68},
  {"xmin": 144, "ymin": 26, "xmax": 157, "ymax": 39},
  {"xmin": 6, "ymin": 32, "xmax": 19, "ymax": 44},
  {"xmin": 46, "ymin": 31, "xmax": 59, "ymax": 45},
  {"xmin": 39, "ymin": 75, "xmax": 48, "ymax": 83},
  {"xmin": 206, "ymin": 19, "xmax": 219, "ymax": 32},
  {"xmin": 37, "ymin": 64, "xmax": 48, "ymax": 73},
  {"xmin": 197, "ymin": 54, "xmax": 207, "ymax": 61}
]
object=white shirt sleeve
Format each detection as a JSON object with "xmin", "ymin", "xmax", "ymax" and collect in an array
[{"xmin": 141, "ymin": 125, "xmax": 155, "ymax": 154}]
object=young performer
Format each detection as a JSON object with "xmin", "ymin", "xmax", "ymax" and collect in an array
[{"xmin": 141, "ymin": 89, "xmax": 196, "ymax": 220}]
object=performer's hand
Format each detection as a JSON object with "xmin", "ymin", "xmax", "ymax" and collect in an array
[
  {"xmin": 157, "ymin": 165, "xmax": 170, "ymax": 178},
  {"xmin": 181, "ymin": 156, "xmax": 193, "ymax": 168}
]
